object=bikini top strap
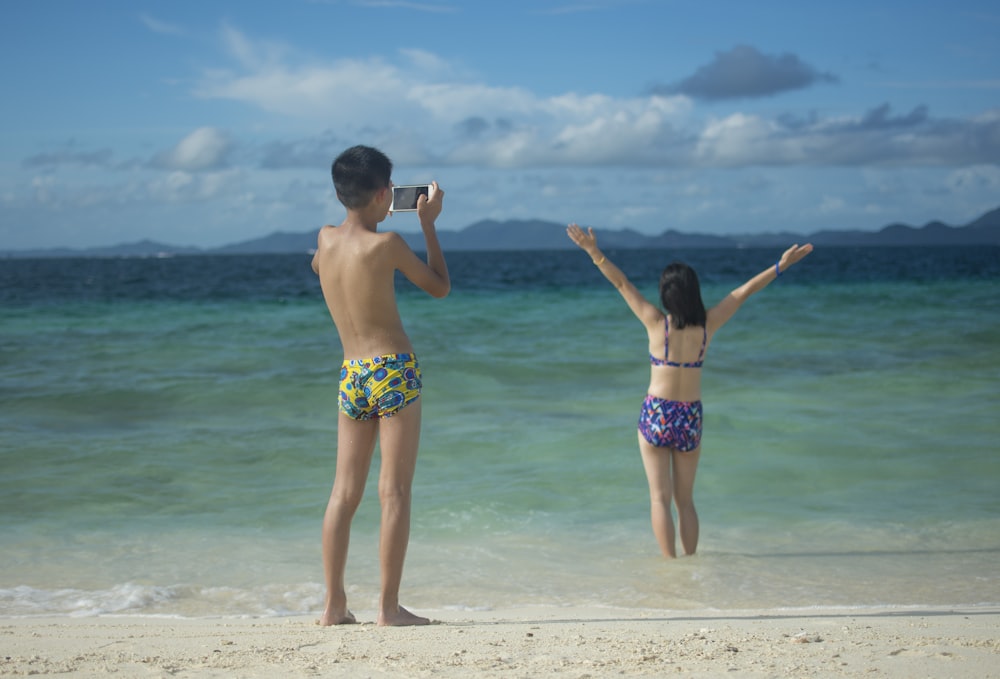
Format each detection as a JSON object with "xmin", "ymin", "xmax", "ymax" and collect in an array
[{"xmin": 664, "ymin": 318, "xmax": 707, "ymax": 365}]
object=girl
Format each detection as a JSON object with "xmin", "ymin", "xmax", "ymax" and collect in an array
[{"xmin": 566, "ymin": 224, "xmax": 813, "ymax": 558}]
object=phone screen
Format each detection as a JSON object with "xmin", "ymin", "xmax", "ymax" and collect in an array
[{"xmin": 391, "ymin": 185, "xmax": 429, "ymax": 212}]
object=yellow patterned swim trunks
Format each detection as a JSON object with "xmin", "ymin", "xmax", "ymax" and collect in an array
[{"xmin": 338, "ymin": 353, "xmax": 422, "ymax": 421}]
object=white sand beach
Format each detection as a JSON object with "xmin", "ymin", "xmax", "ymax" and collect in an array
[{"xmin": 3, "ymin": 606, "xmax": 997, "ymax": 678}]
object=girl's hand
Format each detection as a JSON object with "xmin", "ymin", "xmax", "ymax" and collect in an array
[
  {"xmin": 779, "ymin": 243, "xmax": 814, "ymax": 271},
  {"xmin": 566, "ymin": 223, "xmax": 599, "ymax": 256}
]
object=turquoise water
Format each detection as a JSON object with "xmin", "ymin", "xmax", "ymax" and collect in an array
[{"xmin": 1, "ymin": 249, "xmax": 998, "ymax": 617}]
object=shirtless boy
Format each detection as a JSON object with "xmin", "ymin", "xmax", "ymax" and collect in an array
[{"xmin": 311, "ymin": 145, "xmax": 450, "ymax": 626}]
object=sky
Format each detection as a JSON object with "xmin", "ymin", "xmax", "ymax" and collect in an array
[{"xmin": 2, "ymin": 0, "xmax": 999, "ymax": 251}]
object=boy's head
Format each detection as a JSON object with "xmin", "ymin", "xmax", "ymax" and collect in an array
[
  {"xmin": 659, "ymin": 262, "xmax": 707, "ymax": 328},
  {"xmin": 331, "ymin": 146, "xmax": 393, "ymax": 209}
]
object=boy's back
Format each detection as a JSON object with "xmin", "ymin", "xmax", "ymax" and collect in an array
[{"xmin": 313, "ymin": 224, "xmax": 413, "ymax": 360}]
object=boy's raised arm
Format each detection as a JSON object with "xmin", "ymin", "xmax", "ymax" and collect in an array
[
  {"xmin": 417, "ymin": 181, "xmax": 449, "ymax": 296},
  {"xmin": 393, "ymin": 181, "xmax": 449, "ymax": 298}
]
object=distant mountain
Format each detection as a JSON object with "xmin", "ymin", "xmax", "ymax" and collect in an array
[
  {"xmin": 808, "ymin": 206, "xmax": 1000, "ymax": 246},
  {"xmin": 4, "ymin": 207, "xmax": 999, "ymax": 258},
  {"xmin": 213, "ymin": 231, "xmax": 314, "ymax": 254},
  {"xmin": 2, "ymin": 238, "xmax": 202, "ymax": 259},
  {"xmin": 430, "ymin": 220, "xmax": 736, "ymax": 251}
]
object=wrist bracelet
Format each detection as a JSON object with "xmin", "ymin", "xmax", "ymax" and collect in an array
[
  {"xmin": 775, "ymin": 261, "xmax": 782, "ymax": 277},
  {"xmin": 593, "ymin": 255, "xmax": 606, "ymax": 265}
]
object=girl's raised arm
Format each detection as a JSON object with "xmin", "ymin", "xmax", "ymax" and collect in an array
[
  {"xmin": 566, "ymin": 223, "xmax": 662, "ymax": 327},
  {"xmin": 707, "ymin": 243, "xmax": 813, "ymax": 334}
]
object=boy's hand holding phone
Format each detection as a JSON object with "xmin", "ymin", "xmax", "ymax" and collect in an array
[
  {"xmin": 390, "ymin": 184, "xmax": 429, "ymax": 212},
  {"xmin": 417, "ymin": 181, "xmax": 443, "ymax": 227}
]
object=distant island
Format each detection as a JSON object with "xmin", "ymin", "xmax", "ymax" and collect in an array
[{"xmin": 5, "ymin": 206, "xmax": 999, "ymax": 258}]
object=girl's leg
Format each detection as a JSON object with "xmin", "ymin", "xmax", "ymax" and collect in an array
[
  {"xmin": 671, "ymin": 446, "xmax": 701, "ymax": 555},
  {"xmin": 638, "ymin": 431, "xmax": 677, "ymax": 558},
  {"xmin": 319, "ymin": 413, "xmax": 378, "ymax": 626}
]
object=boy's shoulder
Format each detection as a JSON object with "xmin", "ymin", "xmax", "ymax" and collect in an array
[{"xmin": 317, "ymin": 223, "xmax": 407, "ymax": 253}]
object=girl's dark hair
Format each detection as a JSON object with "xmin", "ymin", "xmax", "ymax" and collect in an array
[
  {"xmin": 331, "ymin": 145, "xmax": 393, "ymax": 209},
  {"xmin": 659, "ymin": 262, "xmax": 707, "ymax": 328}
]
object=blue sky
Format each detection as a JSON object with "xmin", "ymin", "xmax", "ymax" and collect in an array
[{"xmin": 2, "ymin": 0, "xmax": 999, "ymax": 250}]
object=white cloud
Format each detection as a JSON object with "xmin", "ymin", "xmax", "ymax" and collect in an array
[
  {"xmin": 195, "ymin": 27, "xmax": 694, "ymax": 167},
  {"xmin": 352, "ymin": 0, "xmax": 457, "ymax": 12},
  {"xmin": 30, "ymin": 176, "xmax": 59, "ymax": 206},
  {"xmin": 151, "ymin": 128, "xmax": 234, "ymax": 172},
  {"xmin": 693, "ymin": 107, "xmax": 1000, "ymax": 168},
  {"xmin": 198, "ymin": 57, "xmax": 403, "ymax": 121},
  {"xmin": 192, "ymin": 27, "xmax": 1000, "ymax": 171},
  {"xmin": 695, "ymin": 114, "xmax": 789, "ymax": 167},
  {"xmin": 945, "ymin": 164, "xmax": 1000, "ymax": 193},
  {"xmin": 23, "ymin": 147, "xmax": 114, "ymax": 169},
  {"xmin": 146, "ymin": 169, "xmax": 243, "ymax": 203},
  {"xmin": 819, "ymin": 195, "xmax": 847, "ymax": 214},
  {"xmin": 139, "ymin": 13, "xmax": 186, "ymax": 37}
]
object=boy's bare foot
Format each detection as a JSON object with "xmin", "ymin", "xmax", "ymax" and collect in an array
[
  {"xmin": 317, "ymin": 609, "xmax": 357, "ymax": 626},
  {"xmin": 377, "ymin": 605, "xmax": 430, "ymax": 627}
]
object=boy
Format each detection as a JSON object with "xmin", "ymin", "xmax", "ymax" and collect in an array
[{"xmin": 311, "ymin": 145, "xmax": 449, "ymax": 626}]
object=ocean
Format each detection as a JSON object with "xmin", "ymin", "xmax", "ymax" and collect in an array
[{"xmin": 1, "ymin": 245, "xmax": 998, "ymax": 618}]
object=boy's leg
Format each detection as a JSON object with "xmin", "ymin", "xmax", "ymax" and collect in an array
[
  {"xmin": 671, "ymin": 446, "xmax": 701, "ymax": 556},
  {"xmin": 374, "ymin": 398, "xmax": 429, "ymax": 626},
  {"xmin": 638, "ymin": 432, "xmax": 677, "ymax": 558},
  {"xmin": 319, "ymin": 413, "xmax": 377, "ymax": 626}
]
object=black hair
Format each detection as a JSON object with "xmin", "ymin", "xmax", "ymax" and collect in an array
[
  {"xmin": 331, "ymin": 145, "xmax": 393, "ymax": 209},
  {"xmin": 659, "ymin": 262, "xmax": 707, "ymax": 328}
]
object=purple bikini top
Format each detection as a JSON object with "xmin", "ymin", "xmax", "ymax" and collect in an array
[{"xmin": 650, "ymin": 319, "xmax": 706, "ymax": 368}]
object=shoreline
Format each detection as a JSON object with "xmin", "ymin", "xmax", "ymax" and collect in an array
[{"xmin": 3, "ymin": 605, "xmax": 997, "ymax": 678}]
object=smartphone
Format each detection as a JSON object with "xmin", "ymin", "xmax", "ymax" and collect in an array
[{"xmin": 391, "ymin": 184, "xmax": 430, "ymax": 212}]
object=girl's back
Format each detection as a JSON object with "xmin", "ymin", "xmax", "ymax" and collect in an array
[{"xmin": 646, "ymin": 317, "xmax": 707, "ymax": 402}]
